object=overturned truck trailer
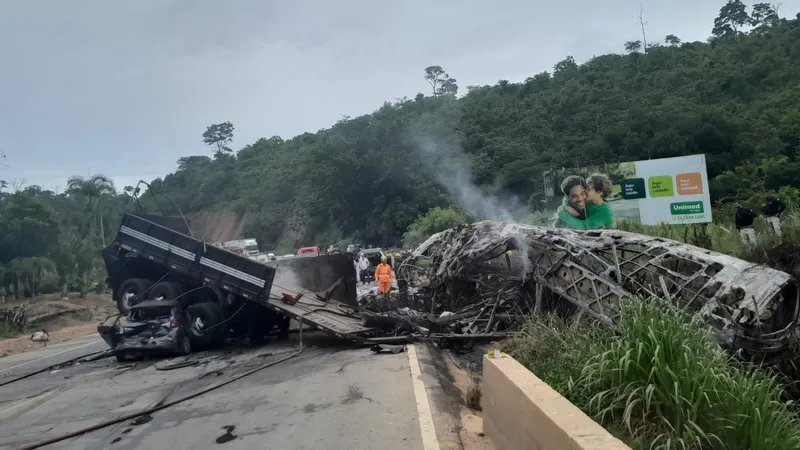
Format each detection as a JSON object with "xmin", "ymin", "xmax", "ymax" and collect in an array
[{"xmin": 398, "ymin": 221, "xmax": 799, "ymax": 357}]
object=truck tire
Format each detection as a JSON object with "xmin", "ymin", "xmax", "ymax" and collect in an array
[
  {"xmin": 177, "ymin": 332, "xmax": 192, "ymax": 356},
  {"xmin": 116, "ymin": 278, "xmax": 153, "ymax": 314},
  {"xmin": 187, "ymin": 302, "xmax": 223, "ymax": 349},
  {"xmin": 148, "ymin": 281, "xmax": 183, "ymax": 301}
]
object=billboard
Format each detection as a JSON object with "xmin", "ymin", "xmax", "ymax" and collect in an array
[{"xmin": 541, "ymin": 154, "xmax": 712, "ymax": 229}]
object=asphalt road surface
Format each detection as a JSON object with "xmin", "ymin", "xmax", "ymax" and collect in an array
[{"xmin": 0, "ymin": 333, "xmax": 457, "ymax": 450}]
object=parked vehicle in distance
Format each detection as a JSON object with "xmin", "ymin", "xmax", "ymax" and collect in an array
[
  {"xmin": 97, "ymin": 300, "xmax": 192, "ymax": 362},
  {"xmin": 297, "ymin": 246, "xmax": 321, "ymax": 258},
  {"xmin": 222, "ymin": 238, "xmax": 260, "ymax": 257}
]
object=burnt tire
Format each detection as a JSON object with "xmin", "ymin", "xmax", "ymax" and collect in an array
[
  {"xmin": 177, "ymin": 333, "xmax": 192, "ymax": 356},
  {"xmin": 148, "ymin": 281, "xmax": 183, "ymax": 301},
  {"xmin": 187, "ymin": 302, "xmax": 223, "ymax": 349},
  {"xmin": 116, "ymin": 278, "xmax": 153, "ymax": 314}
]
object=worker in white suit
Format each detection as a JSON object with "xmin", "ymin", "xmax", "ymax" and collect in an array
[{"xmin": 356, "ymin": 252, "xmax": 369, "ymax": 285}]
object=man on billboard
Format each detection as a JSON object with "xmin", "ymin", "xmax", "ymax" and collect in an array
[
  {"xmin": 556, "ymin": 174, "xmax": 615, "ymax": 230},
  {"xmin": 553, "ymin": 175, "xmax": 587, "ymax": 228}
]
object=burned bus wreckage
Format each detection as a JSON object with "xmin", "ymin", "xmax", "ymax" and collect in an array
[
  {"xmin": 99, "ymin": 213, "xmax": 798, "ymax": 364},
  {"xmin": 382, "ymin": 221, "xmax": 799, "ymax": 359}
]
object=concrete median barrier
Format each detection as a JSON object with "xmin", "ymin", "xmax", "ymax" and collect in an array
[{"xmin": 482, "ymin": 354, "xmax": 631, "ymax": 450}]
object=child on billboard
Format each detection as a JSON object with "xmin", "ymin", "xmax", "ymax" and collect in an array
[{"xmin": 557, "ymin": 174, "xmax": 615, "ymax": 230}]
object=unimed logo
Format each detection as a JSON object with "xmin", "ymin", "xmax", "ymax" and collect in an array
[{"xmin": 670, "ymin": 201, "xmax": 704, "ymax": 215}]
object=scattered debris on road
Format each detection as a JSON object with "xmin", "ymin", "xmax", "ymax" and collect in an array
[
  {"xmin": 216, "ymin": 425, "xmax": 237, "ymax": 444},
  {"xmin": 0, "ymin": 349, "xmax": 112, "ymax": 387},
  {"xmin": 370, "ymin": 344, "xmax": 404, "ymax": 354},
  {"xmin": 155, "ymin": 359, "xmax": 200, "ymax": 371}
]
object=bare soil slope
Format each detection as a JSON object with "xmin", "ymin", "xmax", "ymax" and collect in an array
[
  {"xmin": 187, "ymin": 210, "xmax": 257, "ymax": 242},
  {"xmin": 0, "ymin": 294, "xmax": 116, "ymax": 358}
]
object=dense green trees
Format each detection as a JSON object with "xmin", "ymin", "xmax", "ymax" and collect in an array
[
  {"xmin": 402, "ymin": 207, "xmax": 467, "ymax": 249},
  {"xmin": 142, "ymin": 4, "xmax": 799, "ymax": 250},
  {"xmin": 65, "ymin": 174, "xmax": 116, "ymax": 246},
  {"xmin": 0, "ymin": 180, "xmax": 129, "ymax": 299},
  {"xmin": 2, "ymin": 1, "xmax": 799, "ymax": 300}
]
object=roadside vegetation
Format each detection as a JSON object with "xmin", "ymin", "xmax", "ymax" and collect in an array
[
  {"xmin": 0, "ymin": 323, "xmax": 17, "ymax": 339},
  {"xmin": 0, "ymin": 175, "xmax": 127, "ymax": 302},
  {"xmin": 505, "ymin": 298, "xmax": 800, "ymax": 450},
  {"xmin": 615, "ymin": 207, "xmax": 800, "ymax": 276},
  {"xmin": 401, "ymin": 207, "xmax": 468, "ymax": 249}
]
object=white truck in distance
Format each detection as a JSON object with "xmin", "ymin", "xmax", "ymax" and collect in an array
[{"xmin": 222, "ymin": 238, "xmax": 260, "ymax": 258}]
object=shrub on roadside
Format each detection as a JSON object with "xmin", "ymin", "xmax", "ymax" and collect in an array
[
  {"xmin": 465, "ymin": 377, "xmax": 483, "ymax": 410},
  {"xmin": 507, "ymin": 299, "xmax": 800, "ymax": 450},
  {"xmin": 0, "ymin": 323, "xmax": 18, "ymax": 339},
  {"xmin": 502, "ymin": 313, "xmax": 610, "ymax": 395}
]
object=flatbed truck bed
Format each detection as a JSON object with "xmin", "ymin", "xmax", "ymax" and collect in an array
[
  {"xmin": 103, "ymin": 213, "xmax": 373, "ymax": 345},
  {"xmin": 265, "ymin": 287, "xmax": 373, "ymax": 339}
]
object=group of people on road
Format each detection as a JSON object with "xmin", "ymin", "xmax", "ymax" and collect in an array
[
  {"xmin": 734, "ymin": 194, "xmax": 786, "ymax": 246},
  {"xmin": 554, "ymin": 174, "xmax": 615, "ymax": 230}
]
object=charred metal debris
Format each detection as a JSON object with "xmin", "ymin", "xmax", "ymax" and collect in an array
[{"xmin": 357, "ymin": 221, "xmax": 799, "ymax": 357}]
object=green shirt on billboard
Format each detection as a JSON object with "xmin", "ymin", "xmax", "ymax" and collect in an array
[{"xmin": 558, "ymin": 199, "xmax": 614, "ymax": 230}]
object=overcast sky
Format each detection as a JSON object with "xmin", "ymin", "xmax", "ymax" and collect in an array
[{"xmin": 2, "ymin": 0, "xmax": 798, "ymax": 192}]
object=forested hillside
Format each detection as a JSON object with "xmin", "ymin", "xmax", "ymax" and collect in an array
[
  {"xmin": 145, "ymin": 3, "xmax": 800, "ymax": 249},
  {"xmin": 0, "ymin": 175, "xmax": 131, "ymax": 297},
  {"xmin": 2, "ymin": 1, "xmax": 800, "ymax": 298}
]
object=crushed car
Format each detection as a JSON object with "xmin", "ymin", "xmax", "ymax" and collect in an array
[{"xmin": 98, "ymin": 300, "xmax": 192, "ymax": 362}]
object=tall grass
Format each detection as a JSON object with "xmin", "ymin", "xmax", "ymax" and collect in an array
[
  {"xmin": 0, "ymin": 323, "xmax": 19, "ymax": 339},
  {"xmin": 615, "ymin": 209, "xmax": 800, "ymax": 275},
  {"xmin": 504, "ymin": 299, "xmax": 800, "ymax": 450},
  {"xmin": 615, "ymin": 209, "xmax": 800, "ymax": 251}
]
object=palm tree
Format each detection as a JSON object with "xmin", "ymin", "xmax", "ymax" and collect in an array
[
  {"xmin": 624, "ymin": 40, "xmax": 643, "ymax": 54},
  {"xmin": 66, "ymin": 174, "xmax": 116, "ymax": 245}
]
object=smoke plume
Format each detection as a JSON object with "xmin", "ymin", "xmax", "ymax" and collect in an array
[
  {"xmin": 412, "ymin": 135, "xmax": 528, "ymax": 222},
  {"xmin": 410, "ymin": 127, "xmax": 532, "ymax": 278}
]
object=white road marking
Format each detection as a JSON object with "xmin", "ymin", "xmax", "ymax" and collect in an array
[
  {"xmin": 1, "ymin": 339, "xmax": 103, "ymax": 373},
  {"xmin": 407, "ymin": 344, "xmax": 441, "ymax": 450}
]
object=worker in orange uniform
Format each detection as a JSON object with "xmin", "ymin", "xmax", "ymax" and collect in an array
[{"xmin": 375, "ymin": 255, "xmax": 393, "ymax": 295}]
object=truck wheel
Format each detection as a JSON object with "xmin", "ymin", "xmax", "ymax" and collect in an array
[
  {"xmin": 187, "ymin": 302, "xmax": 223, "ymax": 349},
  {"xmin": 116, "ymin": 278, "xmax": 153, "ymax": 314},
  {"xmin": 149, "ymin": 281, "xmax": 182, "ymax": 301},
  {"xmin": 177, "ymin": 333, "xmax": 192, "ymax": 356}
]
